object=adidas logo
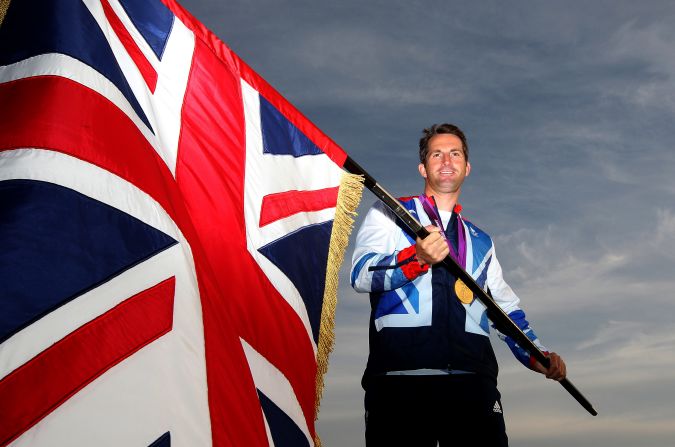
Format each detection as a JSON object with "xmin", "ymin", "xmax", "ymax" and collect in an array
[{"xmin": 493, "ymin": 401, "xmax": 502, "ymax": 413}]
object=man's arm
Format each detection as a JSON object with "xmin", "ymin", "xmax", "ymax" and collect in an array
[
  {"xmin": 487, "ymin": 248, "xmax": 567, "ymax": 380},
  {"xmin": 351, "ymin": 202, "xmax": 433, "ymax": 293}
]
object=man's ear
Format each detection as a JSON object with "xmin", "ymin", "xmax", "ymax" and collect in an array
[
  {"xmin": 418, "ymin": 163, "xmax": 427, "ymax": 179},
  {"xmin": 465, "ymin": 161, "xmax": 471, "ymax": 177}
]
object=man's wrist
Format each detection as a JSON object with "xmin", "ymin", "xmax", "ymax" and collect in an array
[{"xmin": 399, "ymin": 245, "xmax": 430, "ymax": 279}]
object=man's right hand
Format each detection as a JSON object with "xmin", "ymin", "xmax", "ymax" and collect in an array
[{"xmin": 415, "ymin": 225, "xmax": 449, "ymax": 266}]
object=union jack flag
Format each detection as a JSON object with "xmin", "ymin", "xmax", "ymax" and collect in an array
[{"xmin": 0, "ymin": 0, "xmax": 361, "ymax": 446}]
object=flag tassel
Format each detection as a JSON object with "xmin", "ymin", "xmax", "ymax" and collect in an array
[{"xmin": 314, "ymin": 172, "xmax": 364, "ymax": 431}]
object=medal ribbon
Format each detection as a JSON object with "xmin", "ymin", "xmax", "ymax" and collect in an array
[
  {"xmin": 418, "ymin": 195, "xmax": 466, "ymax": 270},
  {"xmin": 419, "ymin": 195, "xmax": 474, "ymax": 304}
]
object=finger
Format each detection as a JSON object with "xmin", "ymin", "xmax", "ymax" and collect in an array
[
  {"xmin": 429, "ymin": 237, "xmax": 449, "ymax": 252},
  {"xmin": 437, "ymin": 243, "xmax": 450, "ymax": 257},
  {"xmin": 548, "ymin": 369, "xmax": 561, "ymax": 380},
  {"xmin": 418, "ymin": 231, "xmax": 442, "ymax": 245},
  {"xmin": 548, "ymin": 356, "xmax": 560, "ymax": 377},
  {"xmin": 547, "ymin": 354, "xmax": 566, "ymax": 380},
  {"xmin": 558, "ymin": 359, "xmax": 567, "ymax": 379}
]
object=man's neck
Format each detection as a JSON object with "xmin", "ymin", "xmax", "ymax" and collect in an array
[{"xmin": 425, "ymin": 189, "xmax": 460, "ymax": 212}]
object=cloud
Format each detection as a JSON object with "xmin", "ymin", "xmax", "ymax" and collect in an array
[
  {"xmin": 575, "ymin": 320, "xmax": 644, "ymax": 350},
  {"xmin": 653, "ymin": 208, "xmax": 675, "ymax": 253},
  {"xmin": 496, "ymin": 317, "xmax": 675, "ymax": 445},
  {"xmin": 574, "ymin": 323, "xmax": 675, "ymax": 387},
  {"xmin": 605, "ymin": 19, "xmax": 675, "ymax": 110}
]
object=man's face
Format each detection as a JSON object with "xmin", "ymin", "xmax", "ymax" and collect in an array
[{"xmin": 418, "ymin": 133, "xmax": 471, "ymax": 196}]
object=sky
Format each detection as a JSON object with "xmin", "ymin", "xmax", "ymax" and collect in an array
[{"xmin": 181, "ymin": 1, "xmax": 675, "ymax": 445}]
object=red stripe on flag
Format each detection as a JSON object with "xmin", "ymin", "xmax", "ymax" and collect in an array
[
  {"xmin": 0, "ymin": 277, "xmax": 176, "ymax": 447},
  {"xmin": 176, "ymin": 39, "xmax": 320, "ymax": 444},
  {"xmin": 175, "ymin": 38, "xmax": 270, "ymax": 446},
  {"xmin": 101, "ymin": 0, "xmax": 158, "ymax": 92},
  {"xmin": 0, "ymin": 76, "xmax": 184, "ymax": 227},
  {"xmin": 259, "ymin": 187, "xmax": 339, "ymax": 227}
]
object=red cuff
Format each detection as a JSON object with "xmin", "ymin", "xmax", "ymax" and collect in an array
[
  {"xmin": 398, "ymin": 245, "xmax": 429, "ymax": 280},
  {"xmin": 529, "ymin": 351, "xmax": 549, "ymax": 369}
]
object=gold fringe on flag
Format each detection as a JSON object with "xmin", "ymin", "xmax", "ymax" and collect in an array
[
  {"xmin": 313, "ymin": 171, "xmax": 363, "ymax": 445},
  {"xmin": 0, "ymin": 0, "xmax": 11, "ymax": 29}
]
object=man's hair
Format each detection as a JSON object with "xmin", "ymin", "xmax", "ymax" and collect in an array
[{"xmin": 418, "ymin": 123, "xmax": 469, "ymax": 163}]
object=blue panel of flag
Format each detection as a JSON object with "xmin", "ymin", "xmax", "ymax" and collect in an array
[
  {"xmin": 258, "ymin": 221, "xmax": 332, "ymax": 344},
  {"xmin": 0, "ymin": 0, "xmax": 153, "ymax": 131},
  {"xmin": 0, "ymin": 179, "xmax": 177, "ymax": 343},
  {"xmin": 148, "ymin": 431, "xmax": 171, "ymax": 447},
  {"xmin": 119, "ymin": 0, "xmax": 174, "ymax": 59},
  {"xmin": 260, "ymin": 95, "xmax": 323, "ymax": 157},
  {"xmin": 257, "ymin": 390, "xmax": 310, "ymax": 447}
]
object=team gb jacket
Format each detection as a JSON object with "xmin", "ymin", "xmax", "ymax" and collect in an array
[{"xmin": 350, "ymin": 197, "xmax": 547, "ymax": 384}]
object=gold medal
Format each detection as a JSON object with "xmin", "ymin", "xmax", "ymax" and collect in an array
[{"xmin": 454, "ymin": 279, "xmax": 474, "ymax": 304}]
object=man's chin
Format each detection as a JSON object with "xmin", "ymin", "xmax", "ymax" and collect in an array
[{"xmin": 426, "ymin": 184, "xmax": 462, "ymax": 195}]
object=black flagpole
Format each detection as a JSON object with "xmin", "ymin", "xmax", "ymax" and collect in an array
[{"xmin": 343, "ymin": 156, "xmax": 597, "ymax": 416}]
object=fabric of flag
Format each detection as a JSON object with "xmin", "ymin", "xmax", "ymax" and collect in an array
[{"xmin": 0, "ymin": 1, "xmax": 363, "ymax": 446}]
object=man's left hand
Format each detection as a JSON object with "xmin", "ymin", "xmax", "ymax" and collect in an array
[{"xmin": 533, "ymin": 352, "xmax": 567, "ymax": 381}]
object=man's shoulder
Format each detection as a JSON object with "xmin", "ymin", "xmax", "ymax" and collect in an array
[
  {"xmin": 397, "ymin": 195, "xmax": 418, "ymax": 203},
  {"xmin": 460, "ymin": 214, "xmax": 492, "ymax": 240},
  {"xmin": 367, "ymin": 195, "xmax": 419, "ymax": 215},
  {"xmin": 397, "ymin": 195, "xmax": 421, "ymax": 211},
  {"xmin": 363, "ymin": 197, "xmax": 418, "ymax": 240},
  {"xmin": 395, "ymin": 196, "xmax": 423, "ymax": 222}
]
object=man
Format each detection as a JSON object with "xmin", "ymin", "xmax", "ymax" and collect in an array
[{"xmin": 350, "ymin": 123, "xmax": 566, "ymax": 446}]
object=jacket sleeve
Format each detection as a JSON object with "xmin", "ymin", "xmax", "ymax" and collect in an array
[
  {"xmin": 350, "ymin": 201, "xmax": 429, "ymax": 293},
  {"xmin": 486, "ymin": 247, "xmax": 548, "ymax": 369}
]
